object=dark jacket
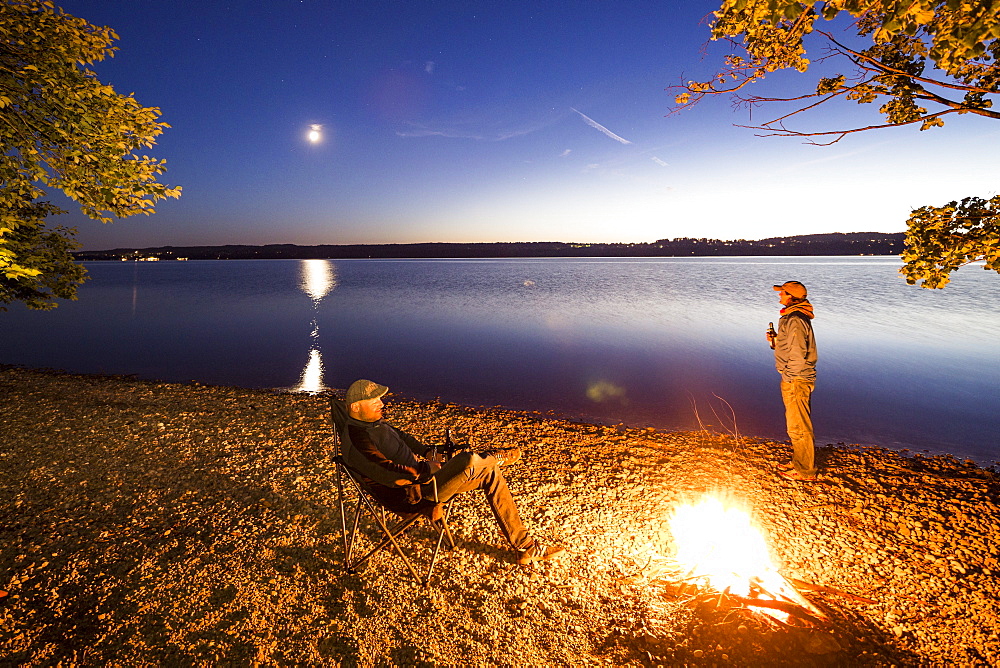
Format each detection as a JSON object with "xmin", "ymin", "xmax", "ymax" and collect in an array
[{"xmin": 330, "ymin": 398, "xmax": 435, "ymax": 515}]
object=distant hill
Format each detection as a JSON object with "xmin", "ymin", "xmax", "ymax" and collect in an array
[{"xmin": 74, "ymin": 232, "xmax": 904, "ymax": 261}]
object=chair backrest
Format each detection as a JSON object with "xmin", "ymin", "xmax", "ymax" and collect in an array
[
  {"xmin": 329, "ymin": 397, "xmax": 352, "ymax": 457},
  {"xmin": 329, "ymin": 397, "xmax": 379, "ymax": 493}
]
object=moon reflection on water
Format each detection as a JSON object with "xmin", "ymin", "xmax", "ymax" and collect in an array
[{"xmin": 294, "ymin": 259, "xmax": 336, "ymax": 393}]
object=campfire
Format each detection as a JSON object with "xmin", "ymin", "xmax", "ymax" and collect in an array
[{"xmin": 660, "ymin": 494, "xmax": 829, "ymax": 627}]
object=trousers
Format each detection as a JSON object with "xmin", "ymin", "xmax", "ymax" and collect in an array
[
  {"xmin": 420, "ymin": 451, "xmax": 533, "ymax": 551},
  {"xmin": 781, "ymin": 378, "xmax": 816, "ymax": 476}
]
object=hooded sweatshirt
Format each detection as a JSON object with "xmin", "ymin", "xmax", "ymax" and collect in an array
[{"xmin": 774, "ymin": 300, "xmax": 817, "ymax": 383}]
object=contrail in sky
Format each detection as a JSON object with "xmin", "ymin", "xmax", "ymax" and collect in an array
[{"xmin": 570, "ymin": 108, "xmax": 632, "ymax": 144}]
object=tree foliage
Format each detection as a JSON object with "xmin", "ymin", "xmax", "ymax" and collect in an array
[
  {"xmin": 900, "ymin": 195, "xmax": 1000, "ymax": 288},
  {"xmin": 1, "ymin": 0, "xmax": 181, "ymax": 310},
  {"xmin": 675, "ymin": 0, "xmax": 1000, "ymax": 139},
  {"xmin": 676, "ymin": 1, "xmax": 999, "ymax": 288},
  {"xmin": 0, "ymin": 199, "xmax": 85, "ymax": 308}
]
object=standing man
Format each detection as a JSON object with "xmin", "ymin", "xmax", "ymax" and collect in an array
[
  {"xmin": 335, "ymin": 379, "xmax": 564, "ymax": 565},
  {"xmin": 767, "ymin": 281, "xmax": 818, "ymax": 481}
]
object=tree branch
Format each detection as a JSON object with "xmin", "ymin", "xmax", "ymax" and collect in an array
[
  {"xmin": 735, "ymin": 109, "xmax": 953, "ymax": 145},
  {"xmin": 818, "ymin": 30, "xmax": 998, "ymax": 96}
]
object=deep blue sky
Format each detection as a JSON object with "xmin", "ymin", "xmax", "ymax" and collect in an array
[{"xmin": 53, "ymin": 0, "xmax": 1000, "ymax": 250}]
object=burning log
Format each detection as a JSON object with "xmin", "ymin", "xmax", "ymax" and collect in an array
[
  {"xmin": 783, "ymin": 576, "xmax": 877, "ymax": 605},
  {"xmin": 724, "ymin": 594, "xmax": 828, "ymax": 627},
  {"xmin": 675, "ymin": 579, "xmax": 829, "ymax": 628}
]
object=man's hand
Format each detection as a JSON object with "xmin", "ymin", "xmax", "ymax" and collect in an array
[{"xmin": 404, "ymin": 483, "xmax": 423, "ymax": 505}]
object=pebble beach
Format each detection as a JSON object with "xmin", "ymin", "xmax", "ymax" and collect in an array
[{"xmin": 1, "ymin": 365, "xmax": 998, "ymax": 666}]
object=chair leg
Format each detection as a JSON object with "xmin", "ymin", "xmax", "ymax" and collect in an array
[
  {"xmin": 349, "ymin": 492, "xmax": 422, "ymax": 581},
  {"xmin": 345, "ymin": 495, "xmax": 364, "ymax": 565},
  {"xmin": 351, "ymin": 512, "xmax": 418, "ymax": 567},
  {"xmin": 441, "ymin": 502, "xmax": 457, "ymax": 551},
  {"xmin": 335, "ymin": 463, "xmax": 459, "ymax": 586},
  {"xmin": 423, "ymin": 503, "xmax": 456, "ymax": 586},
  {"xmin": 335, "ymin": 464, "xmax": 351, "ymax": 566},
  {"xmin": 337, "ymin": 465, "xmax": 381, "ymax": 572},
  {"xmin": 351, "ymin": 517, "xmax": 420, "ymax": 574},
  {"xmin": 423, "ymin": 540, "xmax": 443, "ymax": 585}
]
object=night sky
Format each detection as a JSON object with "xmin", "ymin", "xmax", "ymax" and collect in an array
[{"xmin": 52, "ymin": 0, "xmax": 1000, "ymax": 250}]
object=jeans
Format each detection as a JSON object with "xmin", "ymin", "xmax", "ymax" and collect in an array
[
  {"xmin": 781, "ymin": 378, "xmax": 816, "ymax": 475},
  {"xmin": 420, "ymin": 451, "xmax": 533, "ymax": 551}
]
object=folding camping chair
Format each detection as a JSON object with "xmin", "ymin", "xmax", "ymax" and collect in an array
[{"xmin": 329, "ymin": 398, "xmax": 457, "ymax": 586}]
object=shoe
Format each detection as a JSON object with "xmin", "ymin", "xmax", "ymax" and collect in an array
[
  {"xmin": 778, "ymin": 462, "xmax": 794, "ymax": 470},
  {"xmin": 779, "ymin": 469, "xmax": 818, "ymax": 482},
  {"xmin": 484, "ymin": 447, "xmax": 522, "ymax": 467},
  {"xmin": 517, "ymin": 542, "xmax": 564, "ymax": 565}
]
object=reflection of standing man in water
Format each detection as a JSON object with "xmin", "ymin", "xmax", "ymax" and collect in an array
[
  {"xmin": 295, "ymin": 259, "xmax": 336, "ymax": 393},
  {"xmin": 766, "ymin": 280, "xmax": 818, "ymax": 481}
]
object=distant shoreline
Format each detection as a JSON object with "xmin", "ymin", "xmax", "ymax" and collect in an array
[{"xmin": 74, "ymin": 232, "xmax": 904, "ymax": 261}]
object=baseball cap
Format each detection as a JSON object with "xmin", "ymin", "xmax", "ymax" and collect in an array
[
  {"xmin": 345, "ymin": 379, "xmax": 388, "ymax": 405},
  {"xmin": 773, "ymin": 281, "xmax": 807, "ymax": 299}
]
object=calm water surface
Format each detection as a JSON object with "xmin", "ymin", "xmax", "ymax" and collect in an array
[{"xmin": 3, "ymin": 257, "xmax": 998, "ymax": 462}]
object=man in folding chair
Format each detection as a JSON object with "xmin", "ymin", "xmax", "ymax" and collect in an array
[{"xmin": 341, "ymin": 378, "xmax": 563, "ymax": 565}]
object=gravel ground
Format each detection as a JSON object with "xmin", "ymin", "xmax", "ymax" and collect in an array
[{"xmin": 1, "ymin": 366, "xmax": 998, "ymax": 666}]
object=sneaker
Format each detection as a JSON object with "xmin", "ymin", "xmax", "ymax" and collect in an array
[
  {"xmin": 517, "ymin": 542, "xmax": 564, "ymax": 565},
  {"xmin": 484, "ymin": 447, "xmax": 522, "ymax": 467},
  {"xmin": 779, "ymin": 468, "xmax": 818, "ymax": 482}
]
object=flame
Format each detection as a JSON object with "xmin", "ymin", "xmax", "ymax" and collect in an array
[
  {"xmin": 669, "ymin": 495, "xmax": 777, "ymax": 597},
  {"xmin": 666, "ymin": 494, "xmax": 824, "ymax": 624}
]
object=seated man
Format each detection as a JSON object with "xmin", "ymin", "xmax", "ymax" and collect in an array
[{"xmin": 337, "ymin": 378, "xmax": 563, "ymax": 565}]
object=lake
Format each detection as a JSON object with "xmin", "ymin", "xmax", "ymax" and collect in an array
[{"xmin": 2, "ymin": 257, "xmax": 998, "ymax": 462}]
